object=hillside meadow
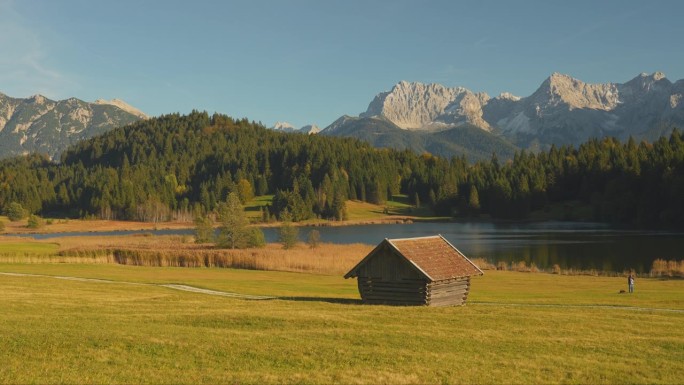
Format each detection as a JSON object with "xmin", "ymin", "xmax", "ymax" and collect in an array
[{"xmin": 0, "ymin": 237, "xmax": 683, "ymax": 384}]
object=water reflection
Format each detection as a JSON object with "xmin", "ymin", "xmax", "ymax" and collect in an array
[
  {"xmin": 7, "ymin": 221, "xmax": 683, "ymax": 273},
  {"xmin": 268, "ymin": 221, "xmax": 683, "ymax": 273}
]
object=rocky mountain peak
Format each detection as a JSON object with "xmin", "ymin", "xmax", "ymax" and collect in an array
[
  {"xmin": 496, "ymin": 92, "xmax": 521, "ymax": 101},
  {"xmin": 623, "ymin": 72, "xmax": 672, "ymax": 91},
  {"xmin": 299, "ymin": 124, "xmax": 321, "ymax": 135},
  {"xmin": 270, "ymin": 121, "xmax": 297, "ymax": 132},
  {"xmin": 95, "ymin": 98, "xmax": 148, "ymax": 119},
  {"xmin": 29, "ymin": 94, "xmax": 49, "ymax": 104},
  {"xmin": 531, "ymin": 72, "xmax": 619, "ymax": 111},
  {"xmin": 361, "ymin": 80, "xmax": 490, "ymax": 131},
  {"xmin": 640, "ymin": 71, "xmax": 667, "ymax": 81}
]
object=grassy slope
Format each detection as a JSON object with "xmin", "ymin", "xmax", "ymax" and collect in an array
[{"xmin": 0, "ymin": 263, "xmax": 682, "ymax": 384}]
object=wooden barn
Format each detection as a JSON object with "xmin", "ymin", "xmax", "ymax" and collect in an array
[{"xmin": 344, "ymin": 235, "xmax": 483, "ymax": 306}]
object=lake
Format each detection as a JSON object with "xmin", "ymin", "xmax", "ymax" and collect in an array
[
  {"xmin": 8, "ymin": 221, "xmax": 683, "ymax": 273},
  {"xmin": 281, "ymin": 221, "xmax": 683, "ymax": 273}
]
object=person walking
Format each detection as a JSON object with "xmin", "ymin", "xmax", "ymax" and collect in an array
[{"xmin": 628, "ymin": 274, "xmax": 635, "ymax": 293}]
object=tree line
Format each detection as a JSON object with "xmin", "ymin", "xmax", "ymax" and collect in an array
[{"xmin": 0, "ymin": 111, "xmax": 682, "ymax": 228}]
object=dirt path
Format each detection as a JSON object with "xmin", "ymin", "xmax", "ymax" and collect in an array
[{"xmin": 0, "ymin": 271, "xmax": 275, "ymax": 300}]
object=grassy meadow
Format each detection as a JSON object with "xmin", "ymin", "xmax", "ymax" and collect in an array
[
  {"xmin": 1, "ymin": 229, "xmax": 683, "ymax": 384},
  {"xmin": 1, "ymin": 234, "xmax": 683, "ymax": 384}
]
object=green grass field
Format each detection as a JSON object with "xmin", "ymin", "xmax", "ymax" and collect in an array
[
  {"xmin": 0, "ymin": 241, "xmax": 59, "ymax": 256},
  {"xmin": 242, "ymin": 194, "xmax": 446, "ymax": 223},
  {"xmin": 1, "ymin": 263, "xmax": 682, "ymax": 384}
]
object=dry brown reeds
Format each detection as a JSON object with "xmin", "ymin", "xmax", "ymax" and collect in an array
[
  {"xmin": 107, "ymin": 243, "xmax": 370, "ymax": 275},
  {"xmin": 650, "ymin": 259, "xmax": 684, "ymax": 278},
  {"xmin": 477, "ymin": 259, "xmax": 620, "ymax": 277},
  {"xmin": 51, "ymin": 239, "xmax": 373, "ymax": 276},
  {"xmin": 470, "ymin": 258, "xmax": 496, "ymax": 270}
]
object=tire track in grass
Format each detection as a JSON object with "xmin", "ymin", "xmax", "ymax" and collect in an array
[
  {"xmin": 3, "ymin": 272, "xmax": 682, "ymax": 311},
  {"xmin": 0, "ymin": 272, "xmax": 275, "ymax": 300},
  {"xmin": 159, "ymin": 284, "xmax": 274, "ymax": 300}
]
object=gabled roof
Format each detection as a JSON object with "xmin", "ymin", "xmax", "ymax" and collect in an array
[{"xmin": 344, "ymin": 235, "xmax": 483, "ymax": 281}]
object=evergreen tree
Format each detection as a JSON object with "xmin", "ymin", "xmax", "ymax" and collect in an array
[
  {"xmin": 307, "ymin": 229, "xmax": 321, "ymax": 249},
  {"xmin": 248, "ymin": 227, "xmax": 266, "ymax": 248},
  {"xmin": 331, "ymin": 191, "xmax": 347, "ymax": 221},
  {"xmin": 278, "ymin": 209, "xmax": 299, "ymax": 249},
  {"xmin": 6, "ymin": 202, "xmax": 26, "ymax": 222},
  {"xmin": 216, "ymin": 192, "xmax": 251, "ymax": 249},
  {"xmin": 193, "ymin": 214, "xmax": 214, "ymax": 244},
  {"xmin": 468, "ymin": 185, "xmax": 480, "ymax": 215}
]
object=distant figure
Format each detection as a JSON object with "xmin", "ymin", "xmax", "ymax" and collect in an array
[{"xmin": 628, "ymin": 274, "xmax": 635, "ymax": 293}]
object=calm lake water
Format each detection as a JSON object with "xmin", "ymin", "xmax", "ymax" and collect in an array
[{"xmin": 9, "ymin": 221, "xmax": 683, "ymax": 273}]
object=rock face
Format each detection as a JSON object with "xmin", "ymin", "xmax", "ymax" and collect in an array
[
  {"xmin": 348, "ymin": 72, "xmax": 684, "ymax": 149},
  {"xmin": 0, "ymin": 92, "xmax": 145, "ymax": 160},
  {"xmin": 271, "ymin": 121, "xmax": 297, "ymax": 132},
  {"xmin": 94, "ymin": 99, "xmax": 148, "ymax": 119},
  {"xmin": 299, "ymin": 124, "xmax": 321, "ymax": 135},
  {"xmin": 270, "ymin": 122, "xmax": 321, "ymax": 134},
  {"xmin": 360, "ymin": 81, "xmax": 492, "ymax": 131}
]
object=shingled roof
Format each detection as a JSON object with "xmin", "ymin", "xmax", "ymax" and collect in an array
[{"xmin": 345, "ymin": 235, "xmax": 483, "ymax": 281}]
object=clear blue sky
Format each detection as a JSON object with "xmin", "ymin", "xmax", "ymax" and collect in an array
[{"xmin": 1, "ymin": 0, "xmax": 683, "ymax": 128}]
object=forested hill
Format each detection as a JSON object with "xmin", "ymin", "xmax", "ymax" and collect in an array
[
  {"xmin": 1, "ymin": 111, "xmax": 683, "ymax": 228},
  {"xmin": 4, "ymin": 111, "xmax": 428, "ymax": 221}
]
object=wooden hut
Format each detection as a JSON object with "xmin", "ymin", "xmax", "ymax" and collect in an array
[{"xmin": 344, "ymin": 235, "xmax": 483, "ymax": 306}]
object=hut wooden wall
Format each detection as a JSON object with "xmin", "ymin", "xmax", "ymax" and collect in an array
[
  {"xmin": 426, "ymin": 277, "xmax": 470, "ymax": 307},
  {"xmin": 355, "ymin": 245, "xmax": 429, "ymax": 305}
]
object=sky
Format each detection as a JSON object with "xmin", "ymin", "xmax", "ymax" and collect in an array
[{"xmin": 1, "ymin": 0, "xmax": 683, "ymax": 128}]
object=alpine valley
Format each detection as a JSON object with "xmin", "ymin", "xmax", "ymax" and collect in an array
[
  {"xmin": 321, "ymin": 72, "xmax": 684, "ymax": 161},
  {"xmin": 0, "ymin": 92, "xmax": 146, "ymax": 160}
]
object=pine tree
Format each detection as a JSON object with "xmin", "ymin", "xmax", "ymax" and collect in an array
[
  {"xmin": 216, "ymin": 192, "xmax": 250, "ymax": 249},
  {"xmin": 278, "ymin": 209, "xmax": 299, "ymax": 249},
  {"xmin": 468, "ymin": 185, "xmax": 480, "ymax": 215}
]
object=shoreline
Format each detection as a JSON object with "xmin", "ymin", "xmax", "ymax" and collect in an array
[
  {"xmin": 0, "ymin": 215, "xmax": 426, "ymax": 236},
  {"xmin": 1, "ymin": 215, "xmax": 681, "ymax": 237}
]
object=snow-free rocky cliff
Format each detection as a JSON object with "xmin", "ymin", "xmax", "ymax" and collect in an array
[
  {"xmin": 330, "ymin": 72, "xmax": 684, "ymax": 150},
  {"xmin": 270, "ymin": 122, "xmax": 320, "ymax": 134},
  {"xmin": 0, "ymin": 92, "xmax": 146, "ymax": 160}
]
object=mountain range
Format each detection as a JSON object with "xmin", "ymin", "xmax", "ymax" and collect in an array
[
  {"xmin": 322, "ymin": 72, "xmax": 684, "ymax": 159},
  {"xmin": 2, "ymin": 71, "xmax": 682, "ymax": 162},
  {"xmin": 0, "ymin": 93, "xmax": 146, "ymax": 160}
]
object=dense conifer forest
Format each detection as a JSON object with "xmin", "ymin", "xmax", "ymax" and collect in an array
[{"xmin": 0, "ymin": 111, "xmax": 682, "ymax": 227}]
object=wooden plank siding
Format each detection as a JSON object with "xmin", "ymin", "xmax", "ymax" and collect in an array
[
  {"xmin": 357, "ymin": 278, "xmax": 429, "ymax": 305},
  {"xmin": 426, "ymin": 277, "xmax": 470, "ymax": 307},
  {"xmin": 356, "ymin": 277, "xmax": 471, "ymax": 306}
]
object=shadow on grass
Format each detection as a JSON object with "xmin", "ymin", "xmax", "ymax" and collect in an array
[{"xmin": 279, "ymin": 296, "xmax": 363, "ymax": 305}]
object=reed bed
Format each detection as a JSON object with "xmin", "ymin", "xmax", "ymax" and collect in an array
[
  {"xmin": 469, "ymin": 258, "xmax": 678, "ymax": 278},
  {"xmin": 108, "ymin": 246, "xmax": 366, "ymax": 275},
  {"xmin": 54, "ymin": 242, "xmax": 372, "ymax": 276},
  {"xmin": 650, "ymin": 258, "xmax": 684, "ymax": 278}
]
